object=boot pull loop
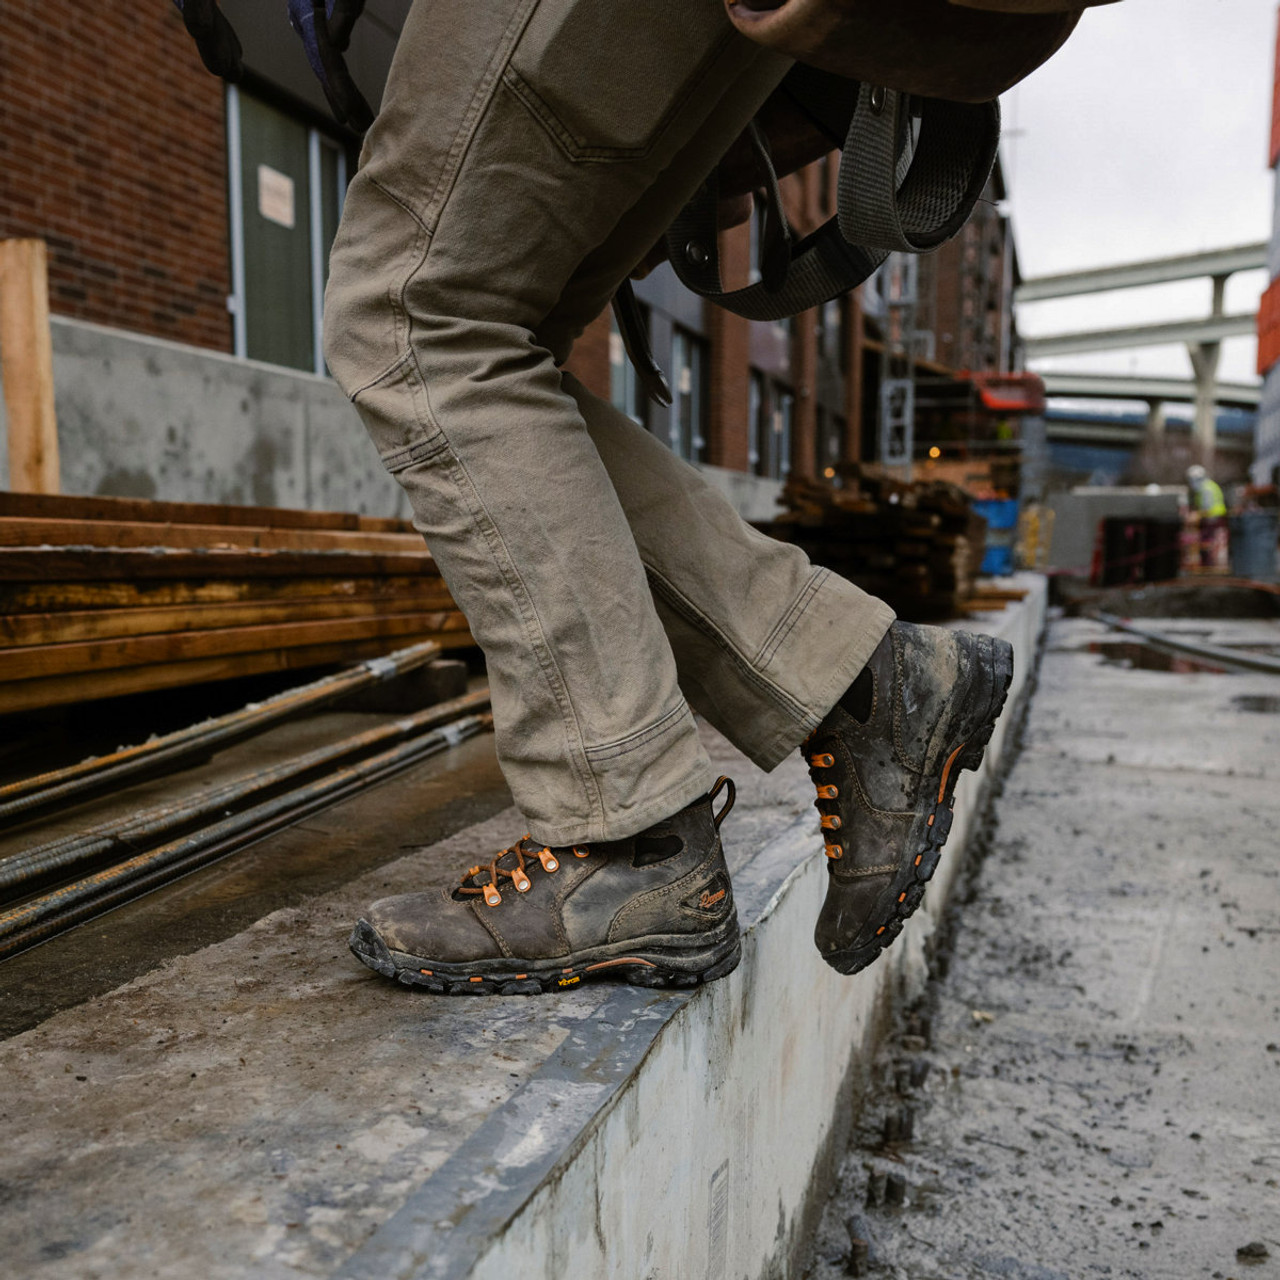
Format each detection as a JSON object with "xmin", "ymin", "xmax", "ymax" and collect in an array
[{"xmin": 709, "ymin": 775, "xmax": 736, "ymax": 831}]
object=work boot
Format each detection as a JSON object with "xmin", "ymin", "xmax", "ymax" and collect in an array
[
  {"xmin": 349, "ymin": 778, "xmax": 740, "ymax": 995},
  {"xmin": 805, "ymin": 622, "xmax": 1014, "ymax": 975}
]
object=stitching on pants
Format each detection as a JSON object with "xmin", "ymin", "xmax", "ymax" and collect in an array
[
  {"xmin": 583, "ymin": 701, "xmax": 694, "ymax": 763},
  {"xmin": 431, "ymin": 442, "xmax": 605, "ymax": 831},
  {"xmin": 755, "ymin": 568, "xmax": 827, "ymax": 669},
  {"xmin": 644, "ymin": 564, "xmax": 810, "ymax": 726}
]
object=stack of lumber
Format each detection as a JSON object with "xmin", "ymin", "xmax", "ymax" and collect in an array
[
  {"xmin": 0, "ymin": 493, "xmax": 472, "ymax": 715},
  {"xmin": 757, "ymin": 465, "xmax": 989, "ymax": 621}
]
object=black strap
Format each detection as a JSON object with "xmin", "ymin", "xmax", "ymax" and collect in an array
[
  {"xmin": 610, "ymin": 280, "xmax": 672, "ymax": 408},
  {"xmin": 663, "ymin": 83, "xmax": 1000, "ymax": 324}
]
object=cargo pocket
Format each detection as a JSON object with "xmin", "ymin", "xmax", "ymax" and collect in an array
[{"xmin": 505, "ymin": 0, "xmax": 733, "ymax": 162}]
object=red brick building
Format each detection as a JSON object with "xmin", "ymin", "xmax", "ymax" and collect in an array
[{"xmin": 1, "ymin": 3, "xmax": 1022, "ymax": 498}]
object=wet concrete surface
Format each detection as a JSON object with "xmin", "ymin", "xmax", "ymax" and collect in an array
[
  {"xmin": 803, "ymin": 615, "xmax": 1280, "ymax": 1280},
  {"xmin": 0, "ymin": 717, "xmax": 815, "ymax": 1279}
]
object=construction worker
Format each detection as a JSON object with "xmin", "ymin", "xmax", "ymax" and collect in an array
[
  {"xmin": 1186, "ymin": 464, "xmax": 1230, "ymax": 571},
  {"xmin": 178, "ymin": 0, "xmax": 1114, "ymax": 995}
]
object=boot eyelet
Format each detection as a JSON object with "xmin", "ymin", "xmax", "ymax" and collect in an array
[
  {"xmin": 573, "ymin": 846, "xmax": 590, "ymax": 859},
  {"xmin": 824, "ymin": 843, "xmax": 843, "ymax": 860},
  {"xmin": 513, "ymin": 872, "xmax": 532, "ymax": 893},
  {"xmin": 483, "ymin": 885, "xmax": 502, "ymax": 907},
  {"xmin": 816, "ymin": 785, "xmax": 839, "ymax": 800},
  {"xmin": 821, "ymin": 815, "xmax": 842, "ymax": 831},
  {"xmin": 811, "ymin": 753, "xmax": 835, "ymax": 768}
]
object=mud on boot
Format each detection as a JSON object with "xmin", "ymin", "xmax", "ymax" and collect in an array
[
  {"xmin": 805, "ymin": 621, "xmax": 1014, "ymax": 975},
  {"xmin": 349, "ymin": 777, "xmax": 741, "ymax": 996}
]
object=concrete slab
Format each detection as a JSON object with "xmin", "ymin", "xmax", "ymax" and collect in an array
[
  {"xmin": 0, "ymin": 581, "xmax": 1046, "ymax": 1279},
  {"xmin": 803, "ymin": 614, "xmax": 1280, "ymax": 1280}
]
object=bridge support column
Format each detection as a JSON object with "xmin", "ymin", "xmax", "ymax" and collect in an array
[
  {"xmin": 1145, "ymin": 398, "xmax": 1167, "ymax": 441},
  {"xmin": 1188, "ymin": 274, "xmax": 1227, "ymax": 465}
]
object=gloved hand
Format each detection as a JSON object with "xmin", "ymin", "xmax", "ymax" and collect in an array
[
  {"xmin": 286, "ymin": 0, "xmax": 374, "ymax": 133},
  {"xmin": 172, "ymin": 0, "xmax": 243, "ymax": 81}
]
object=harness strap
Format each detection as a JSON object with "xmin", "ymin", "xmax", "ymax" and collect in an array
[{"xmin": 661, "ymin": 83, "xmax": 1000, "ymax": 326}]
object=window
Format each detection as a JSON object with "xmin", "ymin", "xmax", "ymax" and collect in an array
[
  {"xmin": 227, "ymin": 86, "xmax": 350, "ymax": 374},
  {"xmin": 815, "ymin": 407, "xmax": 844, "ymax": 476},
  {"xmin": 671, "ymin": 327, "xmax": 708, "ymax": 463},
  {"xmin": 609, "ymin": 309, "xmax": 649, "ymax": 428},
  {"xmin": 750, "ymin": 371, "xmax": 793, "ymax": 480}
]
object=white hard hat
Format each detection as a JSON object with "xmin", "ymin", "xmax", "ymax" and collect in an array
[{"xmin": 1186, "ymin": 465, "xmax": 1206, "ymax": 484}]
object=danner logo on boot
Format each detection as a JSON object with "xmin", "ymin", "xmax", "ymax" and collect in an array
[{"xmin": 686, "ymin": 872, "xmax": 731, "ymax": 916}]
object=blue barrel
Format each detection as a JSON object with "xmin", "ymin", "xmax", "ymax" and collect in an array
[{"xmin": 1229, "ymin": 510, "xmax": 1279, "ymax": 581}]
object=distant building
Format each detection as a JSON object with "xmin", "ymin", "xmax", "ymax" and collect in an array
[{"xmin": 1, "ymin": 4, "xmax": 1021, "ymax": 510}]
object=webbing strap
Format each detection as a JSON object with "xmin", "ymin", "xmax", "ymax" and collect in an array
[{"xmin": 662, "ymin": 84, "xmax": 1000, "ymax": 324}]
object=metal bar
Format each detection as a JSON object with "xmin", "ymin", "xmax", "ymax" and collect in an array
[
  {"xmin": 1016, "ymin": 243, "xmax": 1267, "ymax": 303},
  {"xmin": 225, "ymin": 84, "xmax": 248, "ymax": 358},
  {"xmin": 0, "ymin": 686, "xmax": 491, "ymax": 898},
  {"xmin": 0, "ymin": 712, "xmax": 493, "ymax": 960},
  {"xmin": 1025, "ymin": 313, "xmax": 1256, "ymax": 358},
  {"xmin": 0, "ymin": 640, "xmax": 444, "ymax": 827},
  {"xmin": 1041, "ymin": 373, "xmax": 1261, "ymax": 409},
  {"xmin": 1092, "ymin": 612, "xmax": 1280, "ymax": 676}
]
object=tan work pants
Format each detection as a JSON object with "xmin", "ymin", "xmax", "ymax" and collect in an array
[{"xmin": 324, "ymin": 0, "xmax": 894, "ymax": 844}]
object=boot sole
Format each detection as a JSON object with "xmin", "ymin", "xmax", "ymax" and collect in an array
[
  {"xmin": 349, "ymin": 918, "xmax": 742, "ymax": 996},
  {"xmin": 824, "ymin": 631, "xmax": 1015, "ymax": 976}
]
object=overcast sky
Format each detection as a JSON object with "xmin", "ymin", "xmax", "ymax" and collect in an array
[{"xmin": 1002, "ymin": 0, "xmax": 1276, "ymax": 384}]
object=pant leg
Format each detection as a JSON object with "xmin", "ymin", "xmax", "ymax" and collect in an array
[
  {"xmin": 324, "ymin": 0, "xmax": 785, "ymax": 844},
  {"xmin": 563, "ymin": 375, "xmax": 895, "ymax": 770}
]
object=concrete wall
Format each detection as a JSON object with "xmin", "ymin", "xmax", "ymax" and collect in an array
[
  {"xmin": 1046, "ymin": 486, "xmax": 1184, "ymax": 575},
  {"xmin": 0, "ymin": 316, "xmax": 783, "ymax": 522}
]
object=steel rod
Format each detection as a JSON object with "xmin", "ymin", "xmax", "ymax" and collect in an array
[
  {"xmin": 0, "ymin": 712, "xmax": 493, "ymax": 959},
  {"xmin": 0, "ymin": 687, "xmax": 492, "ymax": 898},
  {"xmin": 0, "ymin": 640, "xmax": 446, "ymax": 826},
  {"xmin": 1092, "ymin": 611, "xmax": 1280, "ymax": 676}
]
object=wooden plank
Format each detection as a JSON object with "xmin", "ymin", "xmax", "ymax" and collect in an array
[
  {"xmin": 2, "ymin": 611, "xmax": 471, "ymax": 682},
  {"xmin": 0, "ymin": 490, "xmax": 415, "ymax": 534},
  {"xmin": 0, "ymin": 239, "xmax": 60, "ymax": 494},
  {"xmin": 0, "ymin": 516, "xmax": 425, "ymax": 555},
  {"xmin": 0, "ymin": 629, "xmax": 477, "ymax": 716},
  {"xmin": 0, "ymin": 574, "xmax": 449, "ymax": 615},
  {"xmin": 0, "ymin": 590, "xmax": 461, "ymax": 648},
  {"xmin": 0, "ymin": 547, "xmax": 441, "ymax": 581}
]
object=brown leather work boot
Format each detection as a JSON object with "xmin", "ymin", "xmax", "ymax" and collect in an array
[
  {"xmin": 805, "ymin": 621, "xmax": 1014, "ymax": 975},
  {"xmin": 348, "ymin": 778, "xmax": 740, "ymax": 996}
]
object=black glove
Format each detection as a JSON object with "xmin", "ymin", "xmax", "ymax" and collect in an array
[
  {"xmin": 287, "ymin": 0, "xmax": 374, "ymax": 132},
  {"xmin": 172, "ymin": 0, "xmax": 243, "ymax": 82}
]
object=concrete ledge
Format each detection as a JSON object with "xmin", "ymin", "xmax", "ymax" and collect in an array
[
  {"xmin": 339, "ymin": 578, "xmax": 1048, "ymax": 1280},
  {"xmin": 0, "ymin": 581, "xmax": 1045, "ymax": 1278}
]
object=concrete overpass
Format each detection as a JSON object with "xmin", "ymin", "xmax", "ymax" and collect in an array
[{"xmin": 1017, "ymin": 242, "xmax": 1267, "ymax": 458}]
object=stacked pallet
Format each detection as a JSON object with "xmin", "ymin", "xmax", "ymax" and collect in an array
[
  {"xmin": 758, "ymin": 465, "xmax": 989, "ymax": 621},
  {"xmin": 0, "ymin": 493, "xmax": 472, "ymax": 715}
]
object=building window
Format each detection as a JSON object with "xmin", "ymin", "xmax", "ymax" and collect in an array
[
  {"xmin": 815, "ymin": 406, "xmax": 843, "ymax": 476},
  {"xmin": 671, "ymin": 327, "xmax": 708, "ymax": 463},
  {"xmin": 227, "ymin": 86, "xmax": 350, "ymax": 374},
  {"xmin": 749, "ymin": 371, "xmax": 765, "ymax": 475},
  {"xmin": 609, "ymin": 308, "xmax": 649, "ymax": 428},
  {"xmin": 750, "ymin": 371, "xmax": 793, "ymax": 480}
]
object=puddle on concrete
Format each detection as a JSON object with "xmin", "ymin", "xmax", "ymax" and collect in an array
[
  {"xmin": 1088, "ymin": 641, "xmax": 1228, "ymax": 674},
  {"xmin": 1232, "ymin": 694, "xmax": 1280, "ymax": 713}
]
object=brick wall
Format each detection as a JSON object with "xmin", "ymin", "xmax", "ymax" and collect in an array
[{"xmin": 0, "ymin": 4, "xmax": 232, "ymax": 351}]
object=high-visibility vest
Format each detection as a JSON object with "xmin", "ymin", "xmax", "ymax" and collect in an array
[{"xmin": 1196, "ymin": 479, "xmax": 1227, "ymax": 517}]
